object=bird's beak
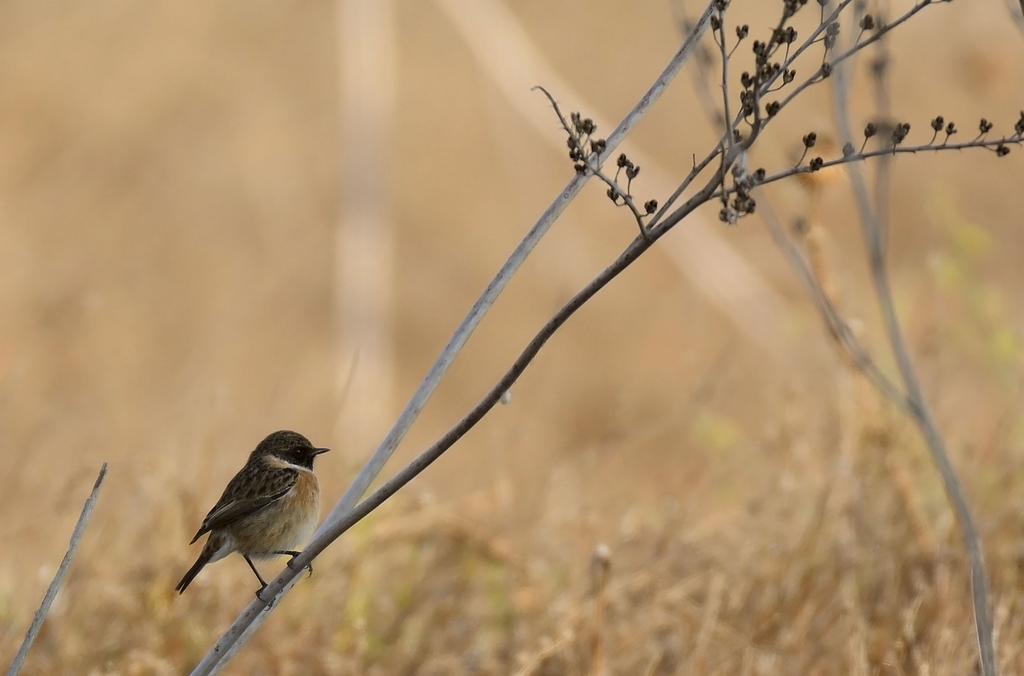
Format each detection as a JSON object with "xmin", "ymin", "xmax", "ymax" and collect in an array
[{"xmin": 312, "ymin": 447, "xmax": 330, "ymax": 455}]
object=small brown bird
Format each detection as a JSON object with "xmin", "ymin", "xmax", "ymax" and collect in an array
[{"xmin": 175, "ymin": 430, "xmax": 329, "ymax": 596}]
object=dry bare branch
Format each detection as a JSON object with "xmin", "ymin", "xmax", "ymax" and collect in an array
[
  {"xmin": 7, "ymin": 463, "xmax": 108, "ymax": 676},
  {"xmin": 829, "ymin": 21, "xmax": 997, "ymax": 673},
  {"xmin": 437, "ymin": 0, "xmax": 794, "ymax": 358},
  {"xmin": 188, "ymin": 5, "xmax": 718, "ymax": 673}
]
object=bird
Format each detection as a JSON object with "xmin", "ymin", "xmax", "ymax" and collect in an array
[{"xmin": 175, "ymin": 430, "xmax": 329, "ymax": 597}]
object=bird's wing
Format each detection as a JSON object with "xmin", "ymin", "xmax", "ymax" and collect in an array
[{"xmin": 189, "ymin": 464, "xmax": 298, "ymax": 544}]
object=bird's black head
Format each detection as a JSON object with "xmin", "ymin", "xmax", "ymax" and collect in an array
[{"xmin": 254, "ymin": 430, "xmax": 330, "ymax": 470}]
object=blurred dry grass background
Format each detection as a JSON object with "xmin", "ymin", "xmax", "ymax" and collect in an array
[{"xmin": 1, "ymin": 1, "xmax": 1023, "ymax": 674}]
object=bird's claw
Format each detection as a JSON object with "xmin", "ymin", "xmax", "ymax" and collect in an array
[
  {"xmin": 255, "ymin": 584, "xmax": 275, "ymax": 608},
  {"xmin": 286, "ymin": 554, "xmax": 313, "ymax": 578}
]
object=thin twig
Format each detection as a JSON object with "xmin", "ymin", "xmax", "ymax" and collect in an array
[
  {"xmin": 718, "ymin": 135, "xmax": 1020, "ymax": 197},
  {"xmin": 760, "ymin": 0, "xmax": 856, "ymax": 98},
  {"xmin": 531, "ymin": 86, "xmax": 651, "ymax": 238},
  {"xmin": 437, "ymin": 0, "xmax": 793, "ymax": 357},
  {"xmin": 760, "ymin": 203, "xmax": 910, "ymax": 411},
  {"xmin": 869, "ymin": 17, "xmax": 892, "ymax": 256},
  {"xmin": 188, "ymin": 5, "xmax": 718, "ymax": 673},
  {"xmin": 830, "ymin": 14, "xmax": 998, "ymax": 674},
  {"xmin": 715, "ymin": 5, "xmax": 735, "ymax": 208},
  {"xmin": 832, "ymin": 0, "xmax": 934, "ymax": 66},
  {"xmin": 655, "ymin": 0, "xmax": 940, "ymax": 227},
  {"xmin": 652, "ymin": 0, "xmax": 856, "ymax": 227},
  {"xmin": 648, "ymin": 144, "xmax": 721, "ymax": 227},
  {"xmin": 7, "ymin": 463, "xmax": 108, "ymax": 676},
  {"xmin": 772, "ymin": 0, "xmax": 933, "ymax": 116}
]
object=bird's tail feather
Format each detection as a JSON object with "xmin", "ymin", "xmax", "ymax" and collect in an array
[{"xmin": 175, "ymin": 551, "xmax": 211, "ymax": 594}]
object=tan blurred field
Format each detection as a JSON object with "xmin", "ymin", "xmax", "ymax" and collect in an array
[{"xmin": 1, "ymin": 1, "xmax": 1023, "ymax": 674}]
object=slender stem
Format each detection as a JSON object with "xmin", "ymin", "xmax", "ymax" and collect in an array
[
  {"xmin": 653, "ymin": 0, "xmax": 854, "ymax": 224},
  {"xmin": 760, "ymin": 204, "xmax": 909, "ymax": 410},
  {"xmin": 188, "ymin": 5, "xmax": 718, "ymax": 673},
  {"xmin": 532, "ymin": 84, "xmax": 651, "ymax": 237},
  {"xmin": 832, "ymin": 1, "xmax": 933, "ymax": 66},
  {"xmin": 667, "ymin": 0, "xmax": 927, "ymax": 224},
  {"xmin": 830, "ymin": 18, "xmax": 997, "ymax": 674},
  {"xmin": 759, "ymin": 0, "xmax": 855, "ymax": 95},
  {"xmin": 870, "ymin": 20, "xmax": 892, "ymax": 257},
  {"xmin": 648, "ymin": 145, "xmax": 720, "ymax": 227},
  {"xmin": 718, "ymin": 136, "xmax": 1019, "ymax": 197},
  {"xmin": 7, "ymin": 464, "xmax": 108, "ymax": 676},
  {"xmin": 773, "ymin": 0, "xmax": 934, "ymax": 115},
  {"xmin": 716, "ymin": 6, "xmax": 735, "ymax": 206}
]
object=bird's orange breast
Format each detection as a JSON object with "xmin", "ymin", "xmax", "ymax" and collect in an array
[
  {"xmin": 291, "ymin": 470, "xmax": 320, "ymax": 516},
  {"xmin": 230, "ymin": 469, "xmax": 320, "ymax": 557}
]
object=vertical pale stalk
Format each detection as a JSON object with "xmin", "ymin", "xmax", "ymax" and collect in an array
[
  {"xmin": 829, "ymin": 11, "xmax": 996, "ymax": 672},
  {"xmin": 333, "ymin": 0, "xmax": 397, "ymax": 450}
]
